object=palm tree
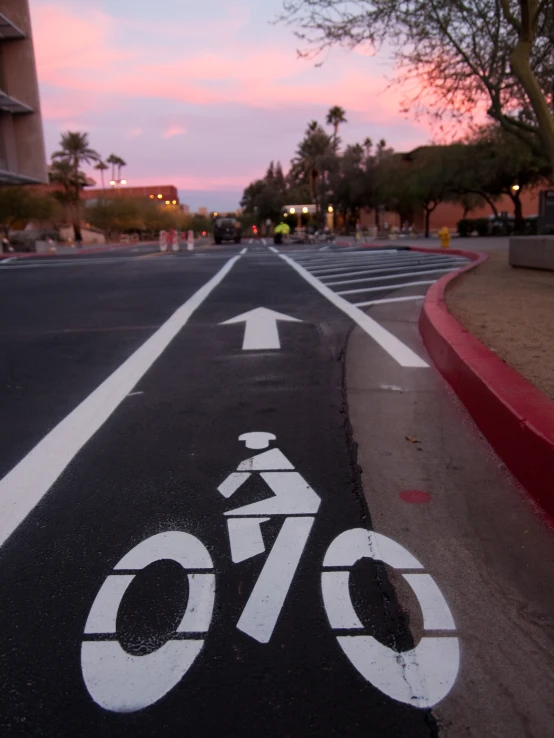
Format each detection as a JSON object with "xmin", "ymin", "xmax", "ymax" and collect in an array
[
  {"xmin": 326, "ymin": 106, "xmax": 347, "ymax": 148},
  {"xmin": 95, "ymin": 161, "xmax": 108, "ymax": 191},
  {"xmin": 363, "ymin": 138, "xmax": 373, "ymax": 157},
  {"xmin": 106, "ymin": 154, "xmax": 119, "ymax": 183},
  {"xmin": 52, "ymin": 131, "xmax": 100, "ymax": 244},
  {"xmin": 291, "ymin": 122, "xmax": 334, "ymax": 218},
  {"xmin": 115, "ymin": 156, "xmax": 127, "ymax": 181}
]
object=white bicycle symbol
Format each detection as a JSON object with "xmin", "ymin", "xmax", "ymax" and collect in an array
[{"xmin": 81, "ymin": 432, "xmax": 459, "ymax": 713}]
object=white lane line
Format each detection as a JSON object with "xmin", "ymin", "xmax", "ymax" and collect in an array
[
  {"xmin": 0, "ymin": 257, "xmax": 141, "ymax": 270},
  {"xmin": 325, "ymin": 267, "xmax": 454, "ymax": 287},
  {"xmin": 0, "ymin": 255, "xmax": 241, "ymax": 550},
  {"xmin": 317, "ymin": 263, "xmax": 466, "ymax": 281},
  {"xmin": 126, "ymin": 391, "xmax": 144, "ymax": 397},
  {"xmin": 315, "ymin": 256, "xmax": 467, "ymax": 275},
  {"xmin": 354, "ymin": 295, "xmax": 426, "ymax": 307},
  {"xmin": 300, "ymin": 255, "xmax": 407, "ymax": 270},
  {"xmin": 337, "ymin": 280, "xmax": 435, "ymax": 296},
  {"xmin": 279, "ymin": 253, "xmax": 428, "ymax": 368},
  {"xmin": 295, "ymin": 249, "xmax": 399, "ymax": 264},
  {"xmin": 269, "ymin": 246, "xmax": 279, "ymax": 253},
  {"xmin": 240, "ymin": 247, "xmax": 248, "ymax": 255},
  {"xmin": 312, "ymin": 257, "xmax": 466, "ymax": 277}
]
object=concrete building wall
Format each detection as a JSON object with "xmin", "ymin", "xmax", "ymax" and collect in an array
[
  {"xmin": 82, "ymin": 185, "xmax": 180, "ymax": 203},
  {"xmin": 0, "ymin": 0, "xmax": 47, "ymax": 183},
  {"xmin": 359, "ymin": 186, "xmax": 543, "ymax": 233}
]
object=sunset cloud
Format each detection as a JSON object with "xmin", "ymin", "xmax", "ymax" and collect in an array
[
  {"xmin": 162, "ymin": 125, "xmax": 187, "ymax": 138},
  {"xmin": 30, "ymin": 0, "xmax": 431, "ymax": 209}
]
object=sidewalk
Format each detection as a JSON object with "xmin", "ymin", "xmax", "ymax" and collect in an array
[{"xmin": 446, "ymin": 243, "xmax": 554, "ymax": 401}]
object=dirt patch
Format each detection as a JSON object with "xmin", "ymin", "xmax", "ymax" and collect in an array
[{"xmin": 446, "ymin": 249, "xmax": 554, "ymax": 401}]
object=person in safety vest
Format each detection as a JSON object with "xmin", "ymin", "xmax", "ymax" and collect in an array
[{"xmin": 273, "ymin": 220, "xmax": 290, "ymax": 245}]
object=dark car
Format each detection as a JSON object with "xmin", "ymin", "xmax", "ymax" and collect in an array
[{"xmin": 213, "ymin": 218, "xmax": 242, "ymax": 244}]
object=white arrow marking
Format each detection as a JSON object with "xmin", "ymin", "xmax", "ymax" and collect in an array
[{"xmin": 220, "ymin": 307, "xmax": 301, "ymax": 350}]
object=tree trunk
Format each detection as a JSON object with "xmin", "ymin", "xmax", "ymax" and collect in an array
[
  {"xmin": 510, "ymin": 39, "xmax": 554, "ymax": 179},
  {"xmin": 508, "ymin": 191, "xmax": 525, "ymax": 233},
  {"xmin": 74, "ymin": 159, "xmax": 82, "ymax": 246},
  {"xmin": 424, "ymin": 208, "xmax": 431, "ymax": 238},
  {"xmin": 481, "ymin": 193, "xmax": 499, "ymax": 218}
]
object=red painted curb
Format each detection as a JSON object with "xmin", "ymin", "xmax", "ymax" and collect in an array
[{"xmin": 417, "ymin": 246, "xmax": 554, "ymax": 522}]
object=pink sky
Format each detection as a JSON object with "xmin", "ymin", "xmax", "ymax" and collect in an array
[{"xmin": 30, "ymin": 0, "xmax": 432, "ymax": 210}]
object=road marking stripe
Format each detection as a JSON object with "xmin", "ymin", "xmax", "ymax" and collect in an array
[
  {"xmin": 337, "ymin": 280, "xmax": 435, "ymax": 296},
  {"xmin": 316, "ymin": 263, "xmax": 466, "ymax": 280},
  {"xmin": 0, "ymin": 255, "xmax": 241, "ymax": 550},
  {"xmin": 279, "ymin": 253, "xmax": 428, "ymax": 368},
  {"xmin": 311, "ymin": 257, "xmax": 466, "ymax": 276},
  {"xmin": 325, "ymin": 267, "xmax": 454, "ymax": 286},
  {"xmin": 240, "ymin": 247, "xmax": 248, "ymax": 255},
  {"xmin": 354, "ymin": 295, "xmax": 426, "ymax": 307}
]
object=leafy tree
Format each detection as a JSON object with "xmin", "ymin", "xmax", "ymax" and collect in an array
[
  {"xmin": 241, "ymin": 160, "xmax": 289, "ymax": 225},
  {"xmin": 290, "ymin": 121, "xmax": 334, "ymax": 216},
  {"xmin": 468, "ymin": 125, "xmax": 550, "ymax": 231},
  {"xmin": 52, "ymin": 131, "xmax": 100, "ymax": 242},
  {"xmin": 280, "ymin": 1, "xmax": 554, "ymax": 176},
  {"xmin": 0, "ymin": 188, "xmax": 57, "ymax": 240}
]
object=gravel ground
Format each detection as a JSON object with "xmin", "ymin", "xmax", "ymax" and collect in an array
[{"xmin": 446, "ymin": 247, "xmax": 554, "ymax": 401}]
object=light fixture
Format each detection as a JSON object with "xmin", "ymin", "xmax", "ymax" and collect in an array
[
  {"xmin": 213, "ymin": 212, "xmax": 218, "ymax": 217},
  {"xmin": 157, "ymin": 194, "xmax": 163, "ymax": 199},
  {"xmin": 109, "ymin": 180, "xmax": 116, "ymax": 186},
  {"xmin": 165, "ymin": 200, "xmax": 170, "ymax": 205},
  {"xmin": 149, "ymin": 194, "xmax": 154, "ymax": 199},
  {"xmin": 511, "ymin": 184, "xmax": 520, "ymax": 192},
  {"xmin": 172, "ymin": 200, "xmax": 177, "ymax": 205},
  {"xmin": 328, "ymin": 206, "xmax": 334, "ymax": 213},
  {"xmin": 302, "ymin": 207, "xmax": 308, "ymax": 214},
  {"xmin": 290, "ymin": 207, "xmax": 296, "ymax": 214}
]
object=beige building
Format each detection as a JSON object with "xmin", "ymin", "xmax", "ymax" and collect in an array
[{"xmin": 0, "ymin": 0, "xmax": 47, "ymax": 183}]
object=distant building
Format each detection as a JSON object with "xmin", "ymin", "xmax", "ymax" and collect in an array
[
  {"xmin": 180, "ymin": 203, "xmax": 190, "ymax": 214},
  {"xmin": 0, "ymin": 0, "xmax": 47, "ymax": 183},
  {"xmin": 81, "ymin": 184, "xmax": 180, "ymax": 205},
  {"xmin": 197, "ymin": 207, "xmax": 208, "ymax": 217}
]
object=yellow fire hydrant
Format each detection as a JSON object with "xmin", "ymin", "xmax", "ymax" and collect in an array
[{"xmin": 438, "ymin": 226, "xmax": 451, "ymax": 249}]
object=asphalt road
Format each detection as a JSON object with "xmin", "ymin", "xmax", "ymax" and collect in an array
[{"xmin": 0, "ymin": 242, "xmax": 553, "ymax": 737}]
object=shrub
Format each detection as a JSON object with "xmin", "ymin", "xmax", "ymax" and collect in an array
[
  {"xmin": 457, "ymin": 219, "xmax": 472, "ymax": 237},
  {"xmin": 473, "ymin": 218, "xmax": 490, "ymax": 237}
]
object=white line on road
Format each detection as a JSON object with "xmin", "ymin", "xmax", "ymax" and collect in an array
[
  {"xmin": 0, "ymin": 255, "xmax": 242, "ymax": 550},
  {"xmin": 354, "ymin": 295, "xmax": 426, "ymax": 307},
  {"xmin": 240, "ymin": 247, "xmax": 248, "ymax": 255},
  {"xmin": 269, "ymin": 246, "xmax": 279, "ymax": 253},
  {"xmin": 337, "ymin": 280, "xmax": 435, "ymax": 296},
  {"xmin": 325, "ymin": 267, "xmax": 454, "ymax": 287},
  {"xmin": 279, "ymin": 254, "xmax": 428, "ymax": 368},
  {"xmin": 316, "ymin": 259, "xmax": 466, "ymax": 280},
  {"xmin": 311, "ymin": 257, "xmax": 466, "ymax": 277}
]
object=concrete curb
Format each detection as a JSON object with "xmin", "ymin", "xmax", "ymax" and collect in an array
[{"xmin": 416, "ymin": 246, "xmax": 554, "ymax": 522}]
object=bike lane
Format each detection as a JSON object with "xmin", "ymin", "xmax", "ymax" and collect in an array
[{"xmin": 0, "ymin": 254, "xmax": 443, "ymax": 737}]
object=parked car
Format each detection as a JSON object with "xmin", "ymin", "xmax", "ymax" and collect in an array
[{"xmin": 213, "ymin": 218, "xmax": 242, "ymax": 244}]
